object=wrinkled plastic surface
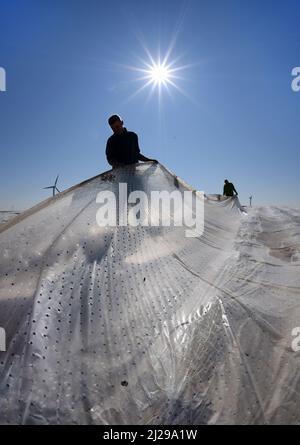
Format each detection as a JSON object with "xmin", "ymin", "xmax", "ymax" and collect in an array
[{"xmin": 0, "ymin": 162, "xmax": 300, "ymax": 424}]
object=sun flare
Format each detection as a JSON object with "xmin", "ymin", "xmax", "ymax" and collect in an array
[
  {"xmin": 116, "ymin": 42, "xmax": 197, "ymax": 105},
  {"xmin": 149, "ymin": 63, "xmax": 171, "ymax": 85}
]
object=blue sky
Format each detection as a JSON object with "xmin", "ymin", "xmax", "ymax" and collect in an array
[{"xmin": 0, "ymin": 0, "xmax": 300, "ymax": 209}]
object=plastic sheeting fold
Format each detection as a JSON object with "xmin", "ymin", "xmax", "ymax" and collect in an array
[{"xmin": 0, "ymin": 162, "xmax": 299, "ymax": 424}]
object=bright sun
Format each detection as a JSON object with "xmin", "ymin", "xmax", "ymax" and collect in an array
[
  {"xmin": 117, "ymin": 44, "xmax": 195, "ymax": 104},
  {"xmin": 149, "ymin": 63, "xmax": 171, "ymax": 84}
]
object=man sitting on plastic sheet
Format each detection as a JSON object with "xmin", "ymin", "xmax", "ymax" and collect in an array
[
  {"xmin": 105, "ymin": 114, "xmax": 158, "ymax": 168},
  {"xmin": 223, "ymin": 179, "xmax": 238, "ymax": 197}
]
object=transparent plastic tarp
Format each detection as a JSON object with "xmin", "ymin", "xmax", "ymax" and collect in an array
[{"xmin": 0, "ymin": 162, "xmax": 299, "ymax": 424}]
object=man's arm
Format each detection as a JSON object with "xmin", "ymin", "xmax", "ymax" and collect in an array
[
  {"xmin": 233, "ymin": 184, "xmax": 238, "ymax": 195},
  {"xmin": 138, "ymin": 153, "xmax": 158, "ymax": 163}
]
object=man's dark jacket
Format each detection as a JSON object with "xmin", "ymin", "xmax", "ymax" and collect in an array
[
  {"xmin": 223, "ymin": 182, "xmax": 237, "ymax": 197},
  {"xmin": 106, "ymin": 128, "xmax": 140, "ymax": 165}
]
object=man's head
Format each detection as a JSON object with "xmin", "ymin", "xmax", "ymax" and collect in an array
[
  {"xmin": 108, "ymin": 114, "xmax": 124, "ymax": 135},
  {"xmin": 224, "ymin": 179, "xmax": 229, "ymax": 184}
]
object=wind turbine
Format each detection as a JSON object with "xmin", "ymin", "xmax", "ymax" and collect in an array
[
  {"xmin": 43, "ymin": 175, "xmax": 61, "ymax": 197},
  {"xmin": 249, "ymin": 195, "xmax": 253, "ymax": 207}
]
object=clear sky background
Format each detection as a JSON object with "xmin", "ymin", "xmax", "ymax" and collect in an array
[{"xmin": 0, "ymin": 0, "xmax": 300, "ymax": 210}]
